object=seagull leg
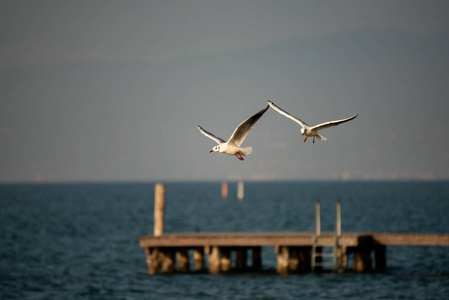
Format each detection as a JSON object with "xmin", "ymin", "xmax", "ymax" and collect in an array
[
  {"xmin": 313, "ymin": 137, "xmax": 315, "ymax": 143},
  {"xmin": 303, "ymin": 136, "xmax": 308, "ymax": 143},
  {"xmin": 235, "ymin": 152, "xmax": 244, "ymax": 161}
]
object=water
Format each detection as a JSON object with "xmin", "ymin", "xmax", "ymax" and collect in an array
[{"xmin": 1, "ymin": 181, "xmax": 449, "ymax": 299}]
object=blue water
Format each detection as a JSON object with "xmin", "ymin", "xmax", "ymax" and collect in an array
[{"xmin": 1, "ymin": 181, "xmax": 449, "ymax": 299}]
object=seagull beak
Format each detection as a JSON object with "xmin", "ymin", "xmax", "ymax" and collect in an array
[{"xmin": 210, "ymin": 150, "xmax": 214, "ymax": 153}]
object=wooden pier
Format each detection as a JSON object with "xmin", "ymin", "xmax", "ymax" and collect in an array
[
  {"xmin": 139, "ymin": 184, "xmax": 449, "ymax": 275},
  {"xmin": 140, "ymin": 231, "xmax": 449, "ymax": 275}
]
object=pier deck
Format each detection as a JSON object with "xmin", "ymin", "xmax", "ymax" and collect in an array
[
  {"xmin": 140, "ymin": 232, "xmax": 449, "ymax": 247},
  {"xmin": 139, "ymin": 232, "xmax": 449, "ymax": 275}
]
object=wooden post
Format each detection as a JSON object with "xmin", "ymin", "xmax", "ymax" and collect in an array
[
  {"xmin": 154, "ymin": 183, "xmax": 165, "ymax": 237},
  {"xmin": 374, "ymin": 245, "xmax": 386, "ymax": 271},
  {"xmin": 315, "ymin": 199, "xmax": 321, "ymax": 236},
  {"xmin": 176, "ymin": 248, "xmax": 190, "ymax": 273},
  {"xmin": 353, "ymin": 250, "xmax": 372, "ymax": 272},
  {"xmin": 252, "ymin": 247, "xmax": 262, "ymax": 269},
  {"xmin": 288, "ymin": 248, "xmax": 299, "ymax": 272},
  {"xmin": 221, "ymin": 181, "xmax": 228, "ymax": 199},
  {"xmin": 220, "ymin": 248, "xmax": 231, "ymax": 272},
  {"xmin": 145, "ymin": 247, "xmax": 161, "ymax": 275},
  {"xmin": 160, "ymin": 250, "xmax": 175, "ymax": 273},
  {"xmin": 335, "ymin": 199, "xmax": 343, "ymax": 272},
  {"xmin": 337, "ymin": 246, "xmax": 348, "ymax": 273},
  {"xmin": 193, "ymin": 248, "xmax": 205, "ymax": 271},
  {"xmin": 276, "ymin": 246, "xmax": 289, "ymax": 274},
  {"xmin": 208, "ymin": 246, "xmax": 220, "ymax": 275},
  {"xmin": 298, "ymin": 247, "xmax": 311, "ymax": 272},
  {"xmin": 335, "ymin": 199, "xmax": 341, "ymax": 237},
  {"xmin": 235, "ymin": 248, "xmax": 247, "ymax": 270}
]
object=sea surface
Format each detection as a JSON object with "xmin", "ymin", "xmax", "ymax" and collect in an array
[{"xmin": 1, "ymin": 181, "xmax": 449, "ymax": 300}]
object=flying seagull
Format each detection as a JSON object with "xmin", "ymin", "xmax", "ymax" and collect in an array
[
  {"xmin": 267, "ymin": 101, "xmax": 358, "ymax": 143},
  {"xmin": 197, "ymin": 105, "xmax": 269, "ymax": 160}
]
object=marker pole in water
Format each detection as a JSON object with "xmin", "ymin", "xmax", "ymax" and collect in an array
[
  {"xmin": 221, "ymin": 181, "xmax": 228, "ymax": 199},
  {"xmin": 237, "ymin": 181, "xmax": 244, "ymax": 201}
]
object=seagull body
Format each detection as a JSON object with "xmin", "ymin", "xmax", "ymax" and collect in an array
[
  {"xmin": 267, "ymin": 101, "xmax": 357, "ymax": 143},
  {"xmin": 197, "ymin": 105, "xmax": 269, "ymax": 160}
]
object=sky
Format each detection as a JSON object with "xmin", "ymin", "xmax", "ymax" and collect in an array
[{"xmin": 1, "ymin": 0, "xmax": 449, "ymax": 183}]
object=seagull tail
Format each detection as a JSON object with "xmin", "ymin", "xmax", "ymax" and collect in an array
[
  {"xmin": 317, "ymin": 133, "xmax": 327, "ymax": 141},
  {"xmin": 239, "ymin": 147, "xmax": 253, "ymax": 156}
]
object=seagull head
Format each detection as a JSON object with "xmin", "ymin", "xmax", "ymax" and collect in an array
[
  {"xmin": 210, "ymin": 145, "xmax": 220, "ymax": 153},
  {"xmin": 301, "ymin": 128, "xmax": 307, "ymax": 136}
]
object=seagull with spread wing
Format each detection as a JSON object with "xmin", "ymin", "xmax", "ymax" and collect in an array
[
  {"xmin": 197, "ymin": 105, "xmax": 269, "ymax": 160},
  {"xmin": 267, "ymin": 101, "xmax": 357, "ymax": 143}
]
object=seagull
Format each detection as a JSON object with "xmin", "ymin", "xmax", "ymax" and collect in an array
[
  {"xmin": 197, "ymin": 105, "xmax": 269, "ymax": 161},
  {"xmin": 267, "ymin": 101, "xmax": 358, "ymax": 143}
]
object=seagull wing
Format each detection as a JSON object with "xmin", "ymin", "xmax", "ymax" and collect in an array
[
  {"xmin": 197, "ymin": 125, "xmax": 226, "ymax": 144},
  {"xmin": 310, "ymin": 114, "xmax": 358, "ymax": 131},
  {"xmin": 267, "ymin": 101, "xmax": 309, "ymax": 127},
  {"xmin": 228, "ymin": 105, "xmax": 269, "ymax": 147}
]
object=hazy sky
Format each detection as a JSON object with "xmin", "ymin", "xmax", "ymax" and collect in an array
[{"xmin": 1, "ymin": 0, "xmax": 449, "ymax": 182}]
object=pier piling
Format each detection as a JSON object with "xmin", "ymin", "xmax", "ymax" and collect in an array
[
  {"xmin": 193, "ymin": 248, "xmax": 205, "ymax": 271},
  {"xmin": 176, "ymin": 249, "xmax": 190, "ymax": 273},
  {"xmin": 235, "ymin": 248, "xmax": 247, "ymax": 270},
  {"xmin": 353, "ymin": 250, "xmax": 372, "ymax": 272},
  {"xmin": 208, "ymin": 246, "xmax": 221, "ymax": 275},
  {"xmin": 374, "ymin": 245, "xmax": 387, "ymax": 271},
  {"xmin": 220, "ymin": 249, "xmax": 231, "ymax": 271},
  {"xmin": 252, "ymin": 247, "xmax": 262, "ymax": 268}
]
